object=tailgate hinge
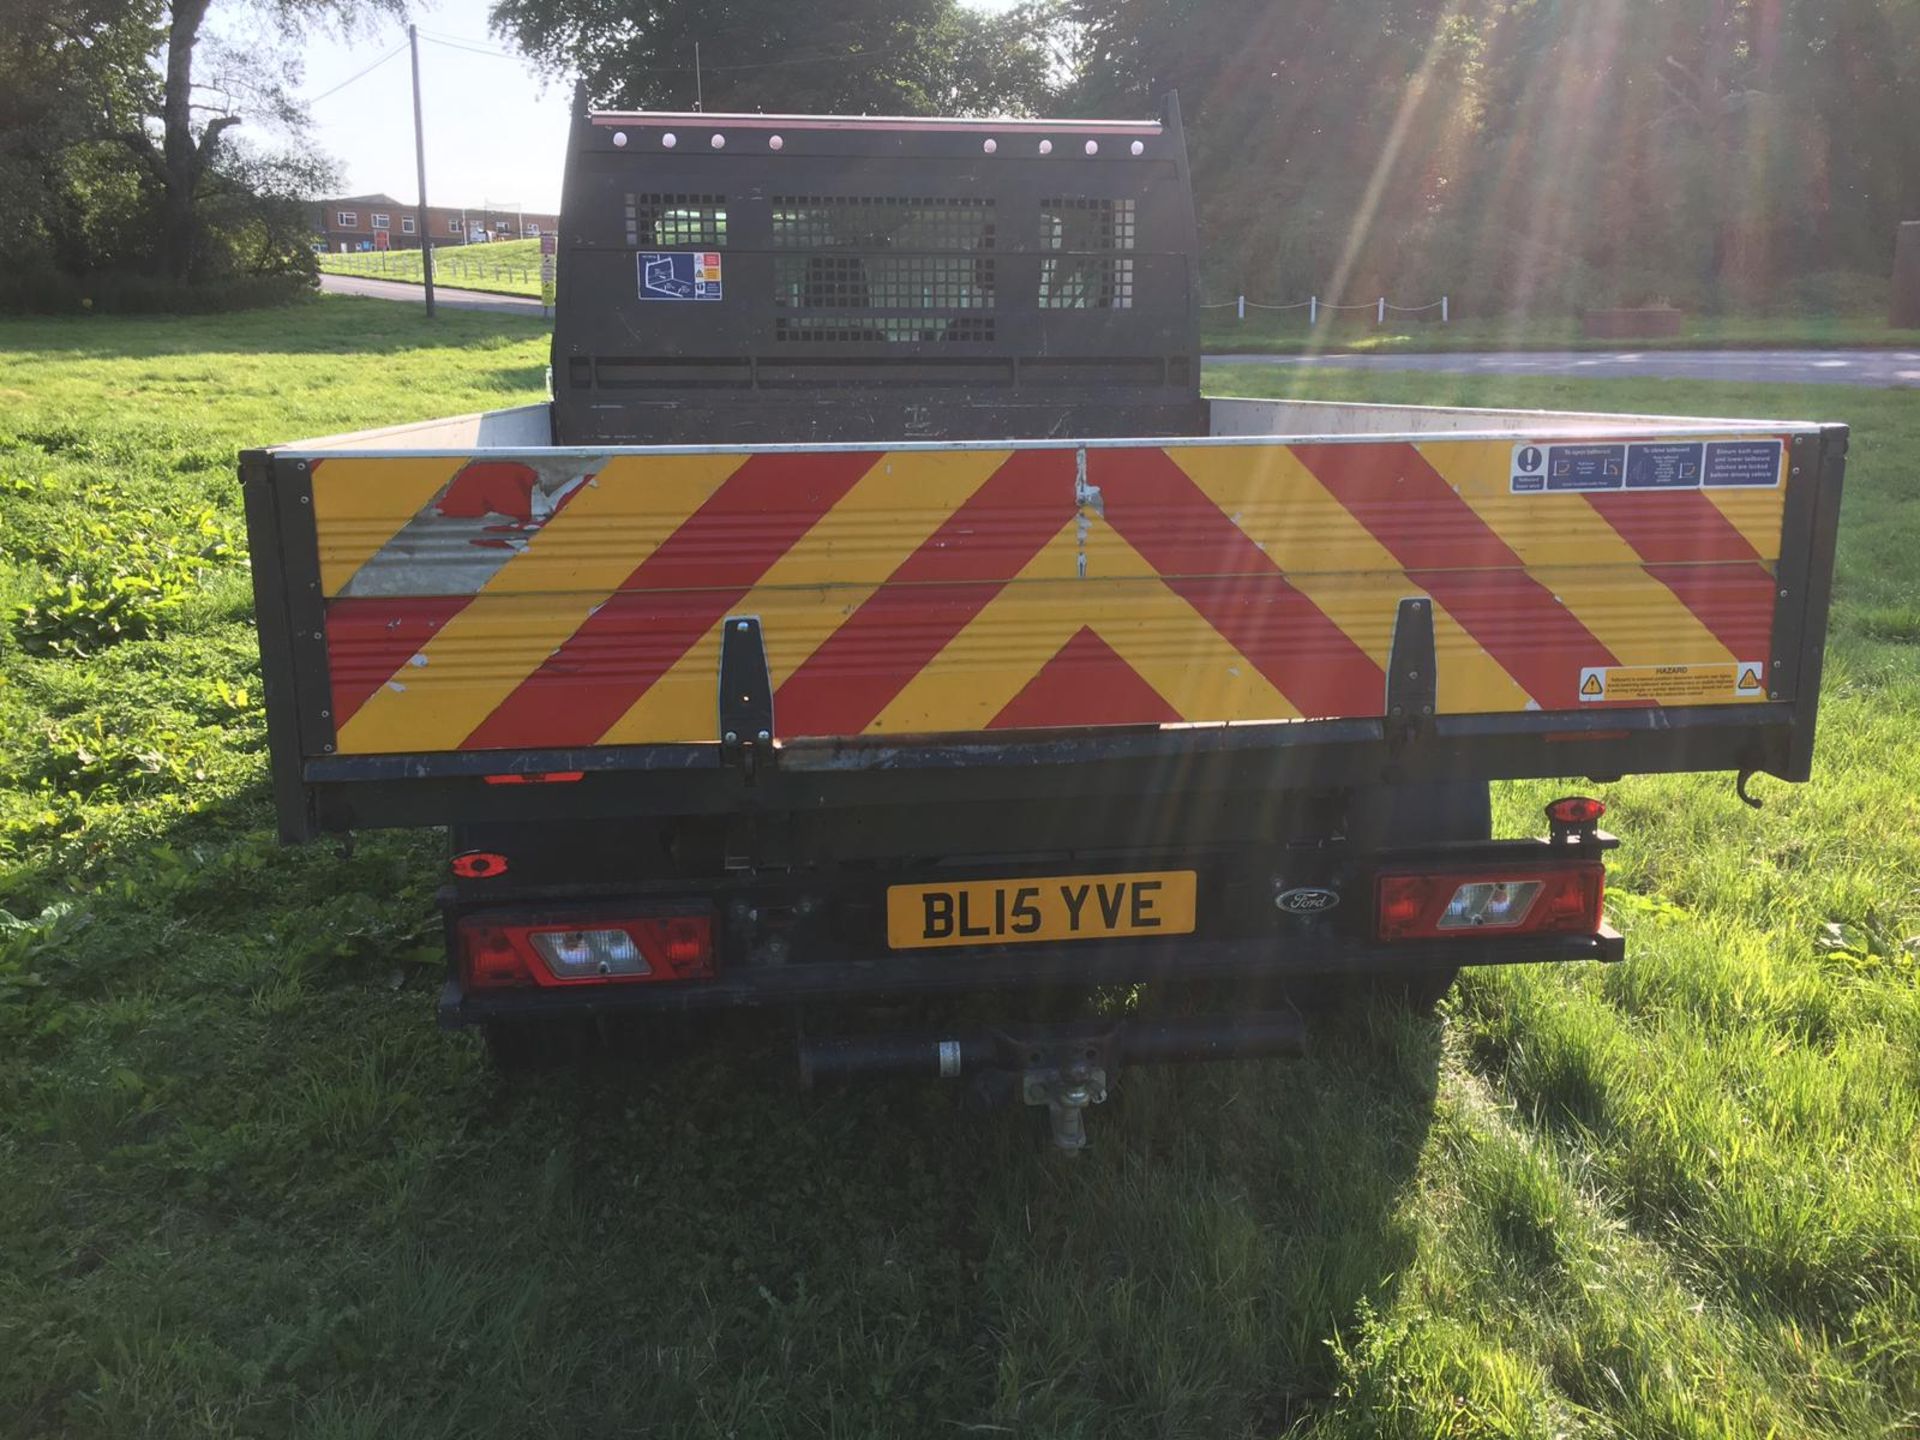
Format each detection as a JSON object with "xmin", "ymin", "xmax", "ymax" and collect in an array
[
  {"xmin": 1384, "ymin": 596, "xmax": 1436, "ymax": 753},
  {"xmin": 719, "ymin": 615, "xmax": 775, "ymax": 776}
]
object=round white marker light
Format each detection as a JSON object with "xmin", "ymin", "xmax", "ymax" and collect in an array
[
  {"xmin": 710, "ymin": 133, "xmax": 725, "ymax": 148},
  {"xmin": 661, "ymin": 132, "xmax": 677, "ymax": 148},
  {"xmin": 768, "ymin": 134, "xmax": 783, "ymax": 150},
  {"xmin": 983, "ymin": 138, "xmax": 997, "ymax": 154},
  {"xmin": 611, "ymin": 131, "xmax": 627, "ymax": 147},
  {"xmin": 1131, "ymin": 140, "xmax": 1145, "ymax": 156},
  {"xmin": 1085, "ymin": 139, "xmax": 1099, "ymax": 155},
  {"xmin": 1038, "ymin": 139, "xmax": 1053, "ymax": 155}
]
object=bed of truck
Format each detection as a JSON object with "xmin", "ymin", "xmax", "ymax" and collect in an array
[{"xmin": 242, "ymin": 99, "xmax": 1845, "ymax": 1146}]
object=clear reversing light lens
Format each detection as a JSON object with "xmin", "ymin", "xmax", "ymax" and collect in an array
[
  {"xmin": 530, "ymin": 928, "xmax": 652, "ymax": 977},
  {"xmin": 1438, "ymin": 881, "xmax": 1542, "ymax": 929}
]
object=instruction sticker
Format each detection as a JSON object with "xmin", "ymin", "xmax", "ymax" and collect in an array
[
  {"xmin": 1509, "ymin": 442, "xmax": 1625, "ymax": 492},
  {"xmin": 1513, "ymin": 437, "xmax": 1782, "ymax": 493},
  {"xmin": 1578, "ymin": 662, "xmax": 1769, "ymax": 704},
  {"xmin": 1702, "ymin": 439, "xmax": 1782, "ymax": 487},
  {"xmin": 1625, "ymin": 441, "xmax": 1703, "ymax": 489},
  {"xmin": 638, "ymin": 250, "xmax": 723, "ymax": 301}
]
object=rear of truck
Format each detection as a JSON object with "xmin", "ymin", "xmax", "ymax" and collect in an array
[{"xmin": 242, "ymin": 101, "xmax": 1845, "ymax": 1142}]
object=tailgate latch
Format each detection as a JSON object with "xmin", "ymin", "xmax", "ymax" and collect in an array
[
  {"xmin": 719, "ymin": 615, "xmax": 775, "ymax": 775},
  {"xmin": 1384, "ymin": 596, "xmax": 1437, "ymax": 752}
]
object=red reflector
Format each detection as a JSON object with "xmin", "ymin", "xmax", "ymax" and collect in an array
[
  {"xmin": 451, "ymin": 851, "xmax": 509, "ymax": 879},
  {"xmin": 464, "ymin": 926, "xmax": 535, "ymax": 988},
  {"xmin": 1376, "ymin": 864, "xmax": 1603, "ymax": 941},
  {"xmin": 663, "ymin": 917, "xmax": 710, "ymax": 967},
  {"xmin": 458, "ymin": 911, "xmax": 714, "ymax": 989},
  {"xmin": 1546, "ymin": 795, "xmax": 1606, "ymax": 825},
  {"xmin": 483, "ymin": 771, "xmax": 585, "ymax": 786}
]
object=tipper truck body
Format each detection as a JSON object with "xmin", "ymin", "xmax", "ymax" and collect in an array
[{"xmin": 242, "ymin": 100, "xmax": 1846, "ymax": 1143}]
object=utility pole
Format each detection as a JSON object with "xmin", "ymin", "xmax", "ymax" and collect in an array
[
  {"xmin": 694, "ymin": 41, "xmax": 703, "ymax": 111},
  {"xmin": 409, "ymin": 22, "xmax": 435, "ymax": 318}
]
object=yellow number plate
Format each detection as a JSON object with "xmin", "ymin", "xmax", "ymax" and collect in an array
[{"xmin": 886, "ymin": 870, "xmax": 1197, "ymax": 950}]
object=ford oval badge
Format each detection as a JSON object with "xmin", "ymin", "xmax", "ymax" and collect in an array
[{"xmin": 1276, "ymin": 886, "xmax": 1340, "ymax": 915}]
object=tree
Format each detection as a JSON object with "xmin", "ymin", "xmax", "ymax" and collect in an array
[
  {"xmin": 0, "ymin": 0, "xmax": 162, "ymax": 269},
  {"xmin": 490, "ymin": 0, "xmax": 1060, "ymax": 117},
  {"xmin": 1, "ymin": 0, "xmax": 392, "ymax": 289},
  {"xmin": 113, "ymin": 0, "xmax": 398, "ymax": 279},
  {"xmin": 1062, "ymin": 0, "xmax": 1482, "ymax": 302},
  {"xmin": 1062, "ymin": 0, "xmax": 1920, "ymax": 314}
]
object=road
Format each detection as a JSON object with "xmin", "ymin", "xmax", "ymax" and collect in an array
[
  {"xmin": 1210, "ymin": 347, "xmax": 1920, "ymax": 388},
  {"xmin": 319, "ymin": 272, "xmax": 547, "ymax": 315}
]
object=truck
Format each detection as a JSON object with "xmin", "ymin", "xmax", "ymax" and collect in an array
[{"xmin": 241, "ymin": 99, "xmax": 1846, "ymax": 1147}]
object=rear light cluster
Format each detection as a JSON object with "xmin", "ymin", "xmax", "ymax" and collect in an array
[
  {"xmin": 460, "ymin": 913, "xmax": 714, "ymax": 989},
  {"xmin": 1377, "ymin": 864, "xmax": 1603, "ymax": 941}
]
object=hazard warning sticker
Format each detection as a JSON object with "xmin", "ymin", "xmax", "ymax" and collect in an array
[
  {"xmin": 637, "ymin": 250, "xmax": 723, "ymax": 301},
  {"xmin": 1578, "ymin": 662, "xmax": 1769, "ymax": 704}
]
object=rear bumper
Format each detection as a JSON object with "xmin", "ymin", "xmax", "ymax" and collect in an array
[{"xmin": 437, "ymin": 925, "xmax": 1623, "ymax": 1027}]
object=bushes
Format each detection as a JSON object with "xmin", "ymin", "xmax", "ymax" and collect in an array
[{"xmin": 0, "ymin": 264, "xmax": 317, "ymax": 316}]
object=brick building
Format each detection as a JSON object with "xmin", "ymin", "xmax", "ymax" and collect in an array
[{"xmin": 312, "ymin": 193, "xmax": 559, "ymax": 252}]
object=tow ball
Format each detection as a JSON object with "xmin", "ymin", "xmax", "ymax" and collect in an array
[
  {"xmin": 796, "ymin": 1011, "xmax": 1306, "ymax": 1152},
  {"xmin": 1021, "ymin": 1059, "xmax": 1110, "ymax": 1152}
]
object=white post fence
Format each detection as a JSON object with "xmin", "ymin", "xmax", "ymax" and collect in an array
[
  {"xmin": 1199, "ymin": 292, "xmax": 1452, "ymax": 327},
  {"xmin": 323, "ymin": 241, "xmax": 538, "ymax": 290}
]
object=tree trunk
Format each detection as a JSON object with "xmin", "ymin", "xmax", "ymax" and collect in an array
[{"xmin": 159, "ymin": 0, "xmax": 213, "ymax": 280}]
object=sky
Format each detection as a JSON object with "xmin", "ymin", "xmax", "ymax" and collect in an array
[
  {"xmin": 290, "ymin": 0, "xmax": 571, "ymax": 213},
  {"xmin": 287, "ymin": 0, "xmax": 1020, "ymax": 215}
]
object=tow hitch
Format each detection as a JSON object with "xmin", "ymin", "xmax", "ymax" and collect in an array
[{"xmin": 797, "ymin": 1011, "xmax": 1307, "ymax": 1151}]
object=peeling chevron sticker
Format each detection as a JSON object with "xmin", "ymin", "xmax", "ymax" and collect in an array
[{"xmin": 301, "ymin": 433, "xmax": 1792, "ymax": 755}]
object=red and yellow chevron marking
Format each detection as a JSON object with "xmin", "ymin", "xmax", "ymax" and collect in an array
[{"xmin": 310, "ymin": 435, "xmax": 1791, "ymax": 756}]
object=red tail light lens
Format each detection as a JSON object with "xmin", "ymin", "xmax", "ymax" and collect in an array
[
  {"xmin": 465, "ymin": 926, "xmax": 535, "ymax": 987},
  {"xmin": 1377, "ymin": 864, "xmax": 1603, "ymax": 941},
  {"xmin": 459, "ymin": 912, "xmax": 714, "ymax": 988},
  {"xmin": 1546, "ymin": 796, "xmax": 1606, "ymax": 826},
  {"xmin": 663, "ymin": 918, "xmax": 710, "ymax": 967}
]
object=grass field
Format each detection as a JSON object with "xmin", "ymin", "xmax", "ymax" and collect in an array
[
  {"xmin": 317, "ymin": 239, "xmax": 546, "ymax": 298},
  {"xmin": 2, "ymin": 297, "xmax": 1917, "ymax": 1438}
]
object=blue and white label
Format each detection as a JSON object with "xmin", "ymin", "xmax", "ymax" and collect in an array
[
  {"xmin": 1625, "ymin": 442, "xmax": 1703, "ymax": 489},
  {"xmin": 1513, "ymin": 437, "xmax": 1781, "ymax": 493},
  {"xmin": 1509, "ymin": 442, "xmax": 1626, "ymax": 492},
  {"xmin": 1702, "ymin": 440, "xmax": 1782, "ymax": 487},
  {"xmin": 638, "ymin": 250, "xmax": 723, "ymax": 301}
]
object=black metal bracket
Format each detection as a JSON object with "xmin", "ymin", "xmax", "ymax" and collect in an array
[
  {"xmin": 1384, "ymin": 596, "xmax": 1437, "ymax": 752},
  {"xmin": 718, "ymin": 615, "xmax": 775, "ymax": 775}
]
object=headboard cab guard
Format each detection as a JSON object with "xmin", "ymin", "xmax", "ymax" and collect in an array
[{"xmin": 549, "ymin": 95, "xmax": 1205, "ymax": 446}]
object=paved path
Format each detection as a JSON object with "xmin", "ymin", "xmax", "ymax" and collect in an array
[
  {"xmin": 319, "ymin": 272, "xmax": 547, "ymax": 316},
  {"xmin": 1208, "ymin": 347, "xmax": 1920, "ymax": 388}
]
